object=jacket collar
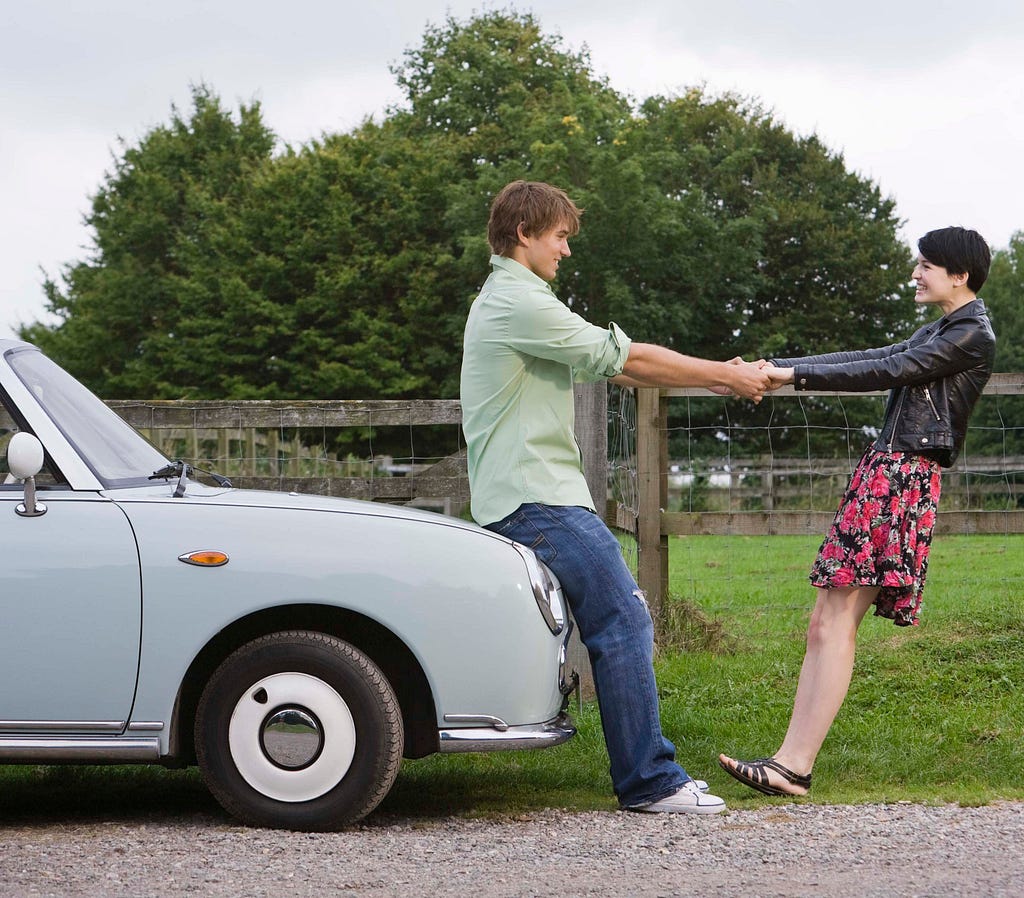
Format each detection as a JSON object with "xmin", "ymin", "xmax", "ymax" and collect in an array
[{"xmin": 942, "ymin": 297, "xmax": 987, "ymax": 323}]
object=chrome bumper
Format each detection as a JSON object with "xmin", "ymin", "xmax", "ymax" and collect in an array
[{"xmin": 438, "ymin": 712, "xmax": 576, "ymax": 753}]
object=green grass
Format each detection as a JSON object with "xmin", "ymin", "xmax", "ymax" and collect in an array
[
  {"xmin": 4, "ymin": 534, "xmax": 1023, "ymax": 822},
  {"xmin": 393, "ymin": 534, "xmax": 1024, "ymax": 816}
]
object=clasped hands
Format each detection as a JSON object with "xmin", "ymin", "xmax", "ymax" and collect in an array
[{"xmin": 709, "ymin": 358, "xmax": 793, "ymax": 402}]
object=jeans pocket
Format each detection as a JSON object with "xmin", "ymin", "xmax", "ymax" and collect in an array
[
  {"xmin": 490, "ymin": 509, "xmax": 527, "ymax": 537},
  {"xmin": 489, "ymin": 507, "xmax": 556, "ymax": 562}
]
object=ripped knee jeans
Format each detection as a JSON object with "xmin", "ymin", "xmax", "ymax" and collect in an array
[{"xmin": 485, "ymin": 503, "xmax": 688, "ymax": 807}]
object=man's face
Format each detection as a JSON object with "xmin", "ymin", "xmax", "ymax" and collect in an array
[{"xmin": 517, "ymin": 221, "xmax": 572, "ymax": 281}]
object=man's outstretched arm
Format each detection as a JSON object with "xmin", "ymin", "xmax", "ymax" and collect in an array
[{"xmin": 611, "ymin": 342, "xmax": 772, "ymax": 401}]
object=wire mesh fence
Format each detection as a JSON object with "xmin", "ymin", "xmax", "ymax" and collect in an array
[{"xmin": 607, "ymin": 379, "xmax": 1024, "ymax": 625}]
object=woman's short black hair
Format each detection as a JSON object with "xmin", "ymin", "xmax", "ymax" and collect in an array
[{"xmin": 918, "ymin": 226, "xmax": 992, "ymax": 294}]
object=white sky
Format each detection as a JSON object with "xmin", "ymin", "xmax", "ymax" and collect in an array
[{"xmin": 3, "ymin": 0, "xmax": 1024, "ymax": 339}]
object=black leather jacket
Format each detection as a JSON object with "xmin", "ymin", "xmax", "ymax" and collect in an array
[{"xmin": 771, "ymin": 299, "xmax": 996, "ymax": 467}]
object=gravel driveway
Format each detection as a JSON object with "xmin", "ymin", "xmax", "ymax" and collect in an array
[{"xmin": 4, "ymin": 801, "xmax": 1023, "ymax": 897}]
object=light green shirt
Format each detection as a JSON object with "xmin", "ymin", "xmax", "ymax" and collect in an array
[{"xmin": 460, "ymin": 255, "xmax": 632, "ymax": 526}]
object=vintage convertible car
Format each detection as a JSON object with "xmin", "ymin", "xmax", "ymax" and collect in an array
[{"xmin": 0, "ymin": 339, "xmax": 576, "ymax": 830}]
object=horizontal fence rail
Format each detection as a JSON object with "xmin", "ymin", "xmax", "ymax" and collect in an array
[
  {"xmin": 108, "ymin": 399, "xmax": 469, "ymax": 507},
  {"xmin": 109, "ymin": 399, "xmax": 465, "ymax": 428}
]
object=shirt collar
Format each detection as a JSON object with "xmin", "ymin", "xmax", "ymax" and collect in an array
[{"xmin": 490, "ymin": 254, "xmax": 553, "ymax": 291}]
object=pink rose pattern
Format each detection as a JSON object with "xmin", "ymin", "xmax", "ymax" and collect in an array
[{"xmin": 810, "ymin": 447, "xmax": 942, "ymax": 627}]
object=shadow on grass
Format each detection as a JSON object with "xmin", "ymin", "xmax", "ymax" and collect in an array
[
  {"xmin": 0, "ymin": 740, "xmax": 614, "ymax": 829},
  {"xmin": 0, "ymin": 766, "xmax": 224, "ymax": 827},
  {"xmin": 377, "ymin": 747, "xmax": 614, "ymax": 823}
]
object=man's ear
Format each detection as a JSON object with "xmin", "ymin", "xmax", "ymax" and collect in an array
[
  {"xmin": 951, "ymin": 271, "xmax": 969, "ymax": 288},
  {"xmin": 516, "ymin": 222, "xmax": 531, "ymax": 246}
]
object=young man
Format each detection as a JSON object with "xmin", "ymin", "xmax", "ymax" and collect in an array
[{"xmin": 460, "ymin": 180, "xmax": 773, "ymax": 813}]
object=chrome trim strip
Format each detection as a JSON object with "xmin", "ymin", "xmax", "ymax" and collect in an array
[
  {"xmin": 0, "ymin": 737, "xmax": 161, "ymax": 762},
  {"xmin": 558, "ymin": 620, "xmax": 580, "ymax": 696},
  {"xmin": 0, "ymin": 720, "xmax": 125, "ymax": 733},
  {"xmin": 127, "ymin": 721, "xmax": 165, "ymax": 732},
  {"xmin": 438, "ymin": 714, "xmax": 576, "ymax": 753},
  {"xmin": 442, "ymin": 714, "xmax": 509, "ymax": 732},
  {"xmin": 510, "ymin": 542, "xmax": 565, "ymax": 634}
]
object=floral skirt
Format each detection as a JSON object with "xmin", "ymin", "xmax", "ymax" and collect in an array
[{"xmin": 809, "ymin": 446, "xmax": 942, "ymax": 627}]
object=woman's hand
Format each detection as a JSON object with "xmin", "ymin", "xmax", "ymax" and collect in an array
[
  {"xmin": 709, "ymin": 357, "xmax": 773, "ymax": 396},
  {"xmin": 762, "ymin": 363, "xmax": 795, "ymax": 386}
]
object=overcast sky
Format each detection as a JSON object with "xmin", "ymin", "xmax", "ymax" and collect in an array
[{"xmin": 4, "ymin": 0, "xmax": 1023, "ymax": 340}]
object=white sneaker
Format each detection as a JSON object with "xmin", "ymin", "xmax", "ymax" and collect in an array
[
  {"xmin": 631, "ymin": 780, "xmax": 726, "ymax": 815},
  {"xmin": 691, "ymin": 779, "xmax": 709, "ymax": 792}
]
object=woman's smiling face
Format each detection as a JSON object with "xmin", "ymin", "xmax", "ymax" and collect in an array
[{"xmin": 911, "ymin": 254, "xmax": 968, "ymax": 315}]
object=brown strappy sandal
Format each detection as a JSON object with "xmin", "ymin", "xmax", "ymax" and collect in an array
[{"xmin": 718, "ymin": 756, "xmax": 812, "ymax": 796}]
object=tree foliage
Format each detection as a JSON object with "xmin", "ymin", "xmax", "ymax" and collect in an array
[
  {"xmin": 23, "ymin": 87, "xmax": 276, "ymax": 396},
  {"xmin": 25, "ymin": 9, "xmax": 918, "ymax": 433},
  {"xmin": 982, "ymin": 233, "xmax": 1024, "ymax": 373},
  {"xmin": 962, "ymin": 232, "xmax": 1024, "ymax": 460}
]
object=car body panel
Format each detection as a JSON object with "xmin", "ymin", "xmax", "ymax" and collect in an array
[
  {"xmin": 0, "ymin": 491, "xmax": 141, "ymax": 726},
  {"xmin": 116, "ymin": 494, "xmax": 565, "ymax": 751}
]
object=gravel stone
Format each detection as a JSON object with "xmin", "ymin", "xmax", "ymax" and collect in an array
[{"xmin": 3, "ymin": 802, "xmax": 1024, "ymax": 896}]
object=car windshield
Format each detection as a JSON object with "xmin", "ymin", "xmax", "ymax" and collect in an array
[{"xmin": 9, "ymin": 348, "xmax": 170, "ymax": 486}]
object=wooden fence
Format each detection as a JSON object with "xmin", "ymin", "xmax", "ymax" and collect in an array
[
  {"xmin": 109, "ymin": 375, "xmax": 1024, "ymax": 625},
  {"xmin": 108, "ymin": 383, "xmax": 610, "ymax": 515}
]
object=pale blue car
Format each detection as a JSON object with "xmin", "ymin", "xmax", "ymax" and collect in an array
[{"xmin": 0, "ymin": 340, "xmax": 576, "ymax": 830}]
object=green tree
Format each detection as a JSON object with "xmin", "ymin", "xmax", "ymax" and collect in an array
[
  {"xmin": 961, "ymin": 232, "xmax": 1024, "ymax": 462},
  {"xmin": 384, "ymin": 9, "xmax": 634, "ymax": 396},
  {"xmin": 22, "ymin": 9, "xmax": 918, "ymax": 436},
  {"xmin": 23, "ymin": 85, "xmax": 277, "ymax": 397},
  {"xmin": 983, "ymin": 232, "xmax": 1024, "ymax": 372},
  {"xmin": 586, "ymin": 89, "xmax": 916, "ymax": 458}
]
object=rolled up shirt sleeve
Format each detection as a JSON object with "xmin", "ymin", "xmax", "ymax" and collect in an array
[{"xmin": 506, "ymin": 291, "xmax": 632, "ymax": 379}]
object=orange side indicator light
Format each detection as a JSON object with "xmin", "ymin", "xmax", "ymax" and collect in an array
[{"xmin": 178, "ymin": 550, "xmax": 229, "ymax": 567}]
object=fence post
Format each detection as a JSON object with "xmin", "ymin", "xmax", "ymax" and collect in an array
[
  {"xmin": 761, "ymin": 455, "xmax": 775, "ymax": 512},
  {"xmin": 636, "ymin": 387, "xmax": 668, "ymax": 622},
  {"xmin": 574, "ymin": 380, "xmax": 608, "ymax": 520},
  {"xmin": 567, "ymin": 380, "xmax": 608, "ymax": 696}
]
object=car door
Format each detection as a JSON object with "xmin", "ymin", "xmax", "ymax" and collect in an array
[{"xmin": 0, "ymin": 489, "xmax": 142, "ymax": 731}]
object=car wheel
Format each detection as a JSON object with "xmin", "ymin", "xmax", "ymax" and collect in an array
[{"xmin": 195, "ymin": 630, "xmax": 403, "ymax": 831}]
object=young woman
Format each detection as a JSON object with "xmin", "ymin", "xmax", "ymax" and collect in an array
[{"xmin": 719, "ymin": 226, "xmax": 996, "ymax": 797}]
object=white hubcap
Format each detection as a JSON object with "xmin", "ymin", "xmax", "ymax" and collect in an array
[{"xmin": 228, "ymin": 672, "xmax": 356, "ymax": 802}]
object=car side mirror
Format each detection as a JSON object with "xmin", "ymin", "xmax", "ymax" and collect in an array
[{"xmin": 7, "ymin": 432, "xmax": 47, "ymax": 517}]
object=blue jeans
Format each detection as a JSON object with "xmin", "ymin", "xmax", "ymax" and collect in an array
[{"xmin": 486, "ymin": 503, "xmax": 688, "ymax": 807}]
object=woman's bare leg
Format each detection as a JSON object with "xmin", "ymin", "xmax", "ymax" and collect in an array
[{"xmin": 720, "ymin": 585, "xmax": 878, "ymax": 794}]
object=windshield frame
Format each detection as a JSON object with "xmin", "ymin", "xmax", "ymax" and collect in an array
[{"xmin": 7, "ymin": 347, "xmax": 171, "ymax": 488}]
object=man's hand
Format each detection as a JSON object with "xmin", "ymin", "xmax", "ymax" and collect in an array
[
  {"xmin": 708, "ymin": 357, "xmax": 762, "ymax": 396},
  {"xmin": 724, "ymin": 359, "xmax": 773, "ymax": 403}
]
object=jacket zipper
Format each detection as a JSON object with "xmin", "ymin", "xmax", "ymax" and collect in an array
[
  {"xmin": 923, "ymin": 386, "xmax": 942, "ymax": 421},
  {"xmin": 886, "ymin": 390, "xmax": 906, "ymax": 452}
]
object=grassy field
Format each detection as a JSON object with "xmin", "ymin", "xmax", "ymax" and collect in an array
[
  {"xmin": 3, "ymin": 533, "xmax": 1023, "ymax": 823},
  {"xmin": 394, "ymin": 533, "xmax": 1024, "ymax": 815}
]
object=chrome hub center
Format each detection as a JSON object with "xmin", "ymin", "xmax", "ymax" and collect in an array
[{"xmin": 260, "ymin": 707, "xmax": 324, "ymax": 770}]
